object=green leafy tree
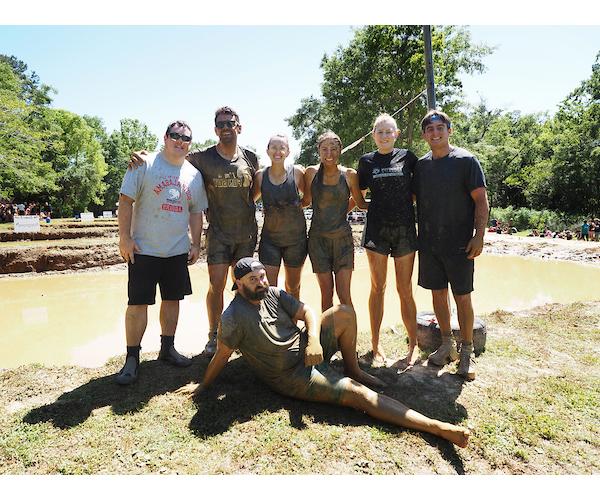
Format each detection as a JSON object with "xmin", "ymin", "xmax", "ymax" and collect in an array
[
  {"xmin": 0, "ymin": 60, "xmax": 57, "ymax": 201},
  {"xmin": 288, "ymin": 25, "xmax": 492, "ymax": 166},
  {"xmin": 42, "ymin": 109, "xmax": 108, "ymax": 216},
  {"xmin": 537, "ymin": 51, "xmax": 600, "ymax": 215},
  {"xmin": 452, "ymin": 103, "xmax": 546, "ymax": 209},
  {"xmin": 0, "ymin": 54, "xmax": 55, "ymax": 107},
  {"xmin": 102, "ymin": 118, "xmax": 158, "ymax": 210}
]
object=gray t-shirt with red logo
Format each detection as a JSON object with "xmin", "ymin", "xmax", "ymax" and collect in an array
[{"xmin": 120, "ymin": 152, "xmax": 208, "ymax": 257}]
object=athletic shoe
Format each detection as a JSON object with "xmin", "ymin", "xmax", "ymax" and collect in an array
[
  {"xmin": 457, "ymin": 342, "xmax": 476, "ymax": 381},
  {"xmin": 115, "ymin": 356, "xmax": 139, "ymax": 385},
  {"xmin": 428, "ymin": 337, "xmax": 459, "ymax": 366},
  {"xmin": 158, "ymin": 345, "xmax": 192, "ymax": 367},
  {"xmin": 203, "ymin": 332, "xmax": 217, "ymax": 356}
]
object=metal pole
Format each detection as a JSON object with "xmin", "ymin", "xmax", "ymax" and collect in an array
[{"xmin": 423, "ymin": 25, "xmax": 436, "ymax": 110}]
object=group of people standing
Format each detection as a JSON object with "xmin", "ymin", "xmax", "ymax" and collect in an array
[{"xmin": 114, "ymin": 105, "xmax": 488, "ymax": 449}]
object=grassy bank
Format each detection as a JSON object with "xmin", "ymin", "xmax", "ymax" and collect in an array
[{"xmin": 1, "ymin": 301, "xmax": 599, "ymax": 474}]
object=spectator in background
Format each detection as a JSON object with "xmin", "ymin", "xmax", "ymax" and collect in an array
[{"xmin": 581, "ymin": 220, "xmax": 590, "ymax": 241}]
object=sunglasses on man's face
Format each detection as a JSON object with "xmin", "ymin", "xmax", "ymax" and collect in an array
[
  {"xmin": 168, "ymin": 132, "xmax": 192, "ymax": 142},
  {"xmin": 215, "ymin": 120, "xmax": 238, "ymax": 129}
]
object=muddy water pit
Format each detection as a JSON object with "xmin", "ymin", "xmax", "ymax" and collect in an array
[{"xmin": 1, "ymin": 253, "xmax": 599, "ymax": 369}]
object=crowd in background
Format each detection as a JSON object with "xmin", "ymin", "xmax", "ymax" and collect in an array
[{"xmin": 0, "ymin": 201, "xmax": 52, "ymax": 223}]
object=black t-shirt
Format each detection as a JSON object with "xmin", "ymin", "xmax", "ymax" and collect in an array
[
  {"xmin": 413, "ymin": 147, "xmax": 486, "ymax": 255},
  {"xmin": 357, "ymin": 148, "xmax": 417, "ymax": 226}
]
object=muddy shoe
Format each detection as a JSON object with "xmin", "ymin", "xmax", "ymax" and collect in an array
[
  {"xmin": 202, "ymin": 332, "xmax": 217, "ymax": 357},
  {"xmin": 428, "ymin": 337, "xmax": 459, "ymax": 366},
  {"xmin": 457, "ymin": 343, "xmax": 476, "ymax": 381},
  {"xmin": 158, "ymin": 345, "xmax": 192, "ymax": 367},
  {"xmin": 115, "ymin": 356, "xmax": 139, "ymax": 385}
]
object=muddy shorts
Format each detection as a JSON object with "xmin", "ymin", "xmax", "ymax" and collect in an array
[
  {"xmin": 258, "ymin": 234, "xmax": 308, "ymax": 268},
  {"xmin": 418, "ymin": 251, "xmax": 474, "ymax": 295},
  {"xmin": 266, "ymin": 321, "xmax": 350, "ymax": 404},
  {"xmin": 128, "ymin": 253, "xmax": 192, "ymax": 305},
  {"xmin": 206, "ymin": 227, "xmax": 257, "ymax": 265},
  {"xmin": 308, "ymin": 231, "xmax": 354, "ymax": 274},
  {"xmin": 361, "ymin": 221, "xmax": 417, "ymax": 257}
]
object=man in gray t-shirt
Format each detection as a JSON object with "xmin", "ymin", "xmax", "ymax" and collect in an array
[
  {"xmin": 176, "ymin": 257, "xmax": 472, "ymax": 449},
  {"xmin": 115, "ymin": 120, "xmax": 208, "ymax": 386},
  {"xmin": 130, "ymin": 106, "xmax": 258, "ymax": 358}
]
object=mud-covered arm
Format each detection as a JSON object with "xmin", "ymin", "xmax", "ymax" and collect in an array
[
  {"xmin": 346, "ymin": 169, "xmax": 369, "ymax": 210},
  {"xmin": 293, "ymin": 302, "xmax": 323, "ymax": 366},
  {"xmin": 301, "ymin": 166, "xmax": 318, "ymax": 207}
]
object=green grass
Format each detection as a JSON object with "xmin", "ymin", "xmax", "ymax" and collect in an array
[{"xmin": 1, "ymin": 301, "xmax": 599, "ymax": 474}]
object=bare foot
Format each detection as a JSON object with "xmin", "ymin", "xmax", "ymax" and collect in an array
[
  {"xmin": 372, "ymin": 348, "xmax": 387, "ymax": 367},
  {"xmin": 347, "ymin": 369, "xmax": 387, "ymax": 388},
  {"xmin": 405, "ymin": 344, "xmax": 420, "ymax": 366},
  {"xmin": 175, "ymin": 382, "xmax": 203, "ymax": 398},
  {"xmin": 389, "ymin": 344, "xmax": 420, "ymax": 370},
  {"xmin": 440, "ymin": 425, "xmax": 470, "ymax": 448}
]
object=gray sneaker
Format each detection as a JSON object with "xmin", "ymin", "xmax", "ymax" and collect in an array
[
  {"xmin": 457, "ymin": 342, "xmax": 476, "ymax": 381},
  {"xmin": 158, "ymin": 345, "xmax": 192, "ymax": 367},
  {"xmin": 203, "ymin": 332, "xmax": 217, "ymax": 356},
  {"xmin": 428, "ymin": 337, "xmax": 459, "ymax": 366},
  {"xmin": 115, "ymin": 356, "xmax": 139, "ymax": 385}
]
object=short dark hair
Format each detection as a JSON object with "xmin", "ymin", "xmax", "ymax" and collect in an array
[
  {"xmin": 420, "ymin": 110, "xmax": 451, "ymax": 131},
  {"xmin": 166, "ymin": 120, "xmax": 192, "ymax": 136},
  {"xmin": 214, "ymin": 106, "xmax": 240, "ymax": 125}
]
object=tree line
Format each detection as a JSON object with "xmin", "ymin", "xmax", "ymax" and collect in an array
[
  {"xmin": 1, "ymin": 26, "xmax": 599, "ymax": 220},
  {"xmin": 287, "ymin": 25, "xmax": 599, "ymax": 219},
  {"xmin": 0, "ymin": 54, "xmax": 158, "ymax": 217}
]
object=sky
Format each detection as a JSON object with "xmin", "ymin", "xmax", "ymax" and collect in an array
[{"xmin": 1, "ymin": 4, "xmax": 599, "ymax": 166}]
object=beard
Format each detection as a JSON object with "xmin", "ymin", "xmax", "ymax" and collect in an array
[{"xmin": 241, "ymin": 283, "xmax": 268, "ymax": 301}]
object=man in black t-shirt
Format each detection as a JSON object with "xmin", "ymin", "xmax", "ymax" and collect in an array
[{"xmin": 413, "ymin": 110, "xmax": 489, "ymax": 381}]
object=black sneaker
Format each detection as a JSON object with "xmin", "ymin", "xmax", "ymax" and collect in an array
[
  {"xmin": 158, "ymin": 345, "xmax": 192, "ymax": 367},
  {"xmin": 115, "ymin": 356, "xmax": 139, "ymax": 385}
]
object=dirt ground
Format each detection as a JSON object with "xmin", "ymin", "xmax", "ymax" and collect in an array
[{"xmin": 1, "ymin": 222, "xmax": 598, "ymax": 275}]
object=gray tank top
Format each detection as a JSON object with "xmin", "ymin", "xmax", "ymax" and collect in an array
[
  {"xmin": 309, "ymin": 165, "xmax": 351, "ymax": 237},
  {"xmin": 261, "ymin": 166, "xmax": 306, "ymax": 245}
]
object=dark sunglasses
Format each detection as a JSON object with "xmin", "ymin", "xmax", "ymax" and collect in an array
[
  {"xmin": 168, "ymin": 132, "xmax": 192, "ymax": 142},
  {"xmin": 215, "ymin": 120, "xmax": 238, "ymax": 129}
]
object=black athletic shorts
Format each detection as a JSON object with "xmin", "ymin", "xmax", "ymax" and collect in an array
[
  {"xmin": 417, "ymin": 251, "xmax": 474, "ymax": 295},
  {"xmin": 127, "ymin": 253, "xmax": 192, "ymax": 305},
  {"xmin": 361, "ymin": 221, "xmax": 417, "ymax": 257}
]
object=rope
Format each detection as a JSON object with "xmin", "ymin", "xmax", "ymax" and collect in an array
[{"xmin": 340, "ymin": 90, "xmax": 427, "ymax": 154}]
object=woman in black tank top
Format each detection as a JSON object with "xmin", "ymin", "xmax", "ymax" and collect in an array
[
  {"xmin": 303, "ymin": 131, "xmax": 369, "ymax": 312},
  {"xmin": 252, "ymin": 135, "xmax": 307, "ymax": 299}
]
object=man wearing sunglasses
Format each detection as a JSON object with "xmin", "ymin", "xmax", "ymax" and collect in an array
[
  {"xmin": 116, "ymin": 120, "xmax": 208, "ymax": 385},
  {"xmin": 187, "ymin": 106, "xmax": 259, "ymax": 357},
  {"xmin": 129, "ymin": 106, "xmax": 258, "ymax": 358}
]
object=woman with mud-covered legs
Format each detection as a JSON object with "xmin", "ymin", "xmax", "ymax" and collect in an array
[
  {"xmin": 303, "ymin": 131, "xmax": 368, "ymax": 312},
  {"xmin": 252, "ymin": 134, "xmax": 307, "ymax": 299}
]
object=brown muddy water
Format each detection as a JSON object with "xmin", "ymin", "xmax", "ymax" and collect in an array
[{"xmin": 1, "ymin": 253, "xmax": 599, "ymax": 369}]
